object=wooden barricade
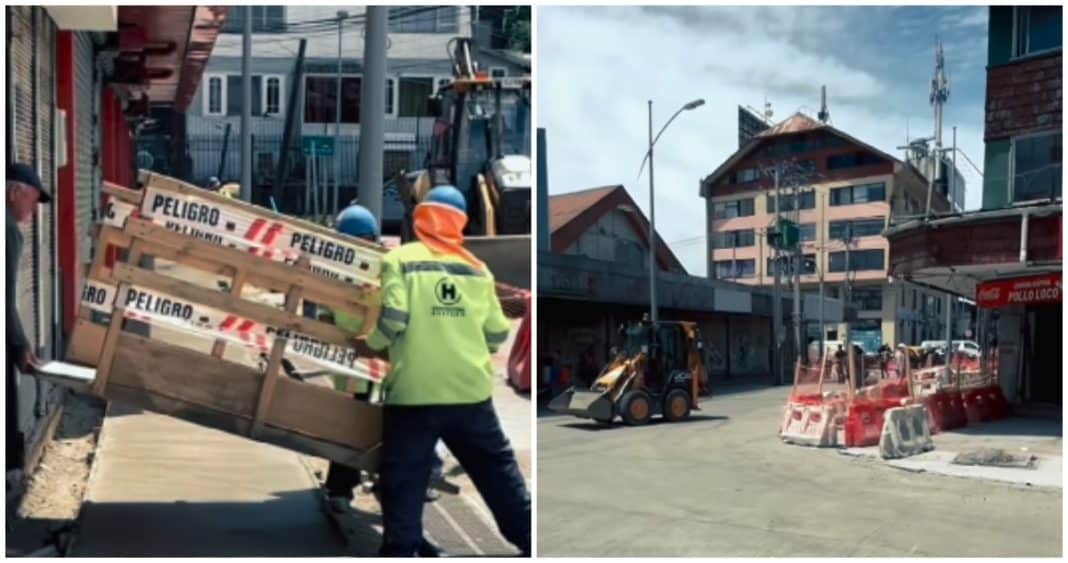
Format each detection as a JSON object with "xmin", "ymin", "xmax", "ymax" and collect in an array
[{"xmin": 67, "ymin": 171, "xmax": 391, "ymax": 470}]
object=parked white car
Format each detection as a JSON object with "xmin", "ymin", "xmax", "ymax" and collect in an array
[{"xmin": 920, "ymin": 340, "xmax": 981, "ymax": 357}]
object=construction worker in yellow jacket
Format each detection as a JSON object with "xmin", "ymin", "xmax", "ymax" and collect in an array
[{"xmin": 367, "ymin": 185, "xmax": 530, "ymax": 557}]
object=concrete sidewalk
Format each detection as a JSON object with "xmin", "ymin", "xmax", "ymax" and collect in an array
[
  {"xmin": 72, "ymin": 320, "xmax": 530, "ymax": 556},
  {"xmin": 842, "ymin": 416, "xmax": 1063, "ymax": 489},
  {"xmin": 72, "ymin": 403, "xmax": 347, "ymax": 556}
]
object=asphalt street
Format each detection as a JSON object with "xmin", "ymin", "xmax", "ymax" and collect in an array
[{"xmin": 537, "ymin": 384, "xmax": 1062, "ymax": 557}]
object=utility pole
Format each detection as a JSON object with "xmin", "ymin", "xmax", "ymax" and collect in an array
[
  {"xmin": 358, "ymin": 6, "xmax": 388, "ymax": 223},
  {"xmin": 240, "ymin": 6, "xmax": 252, "ymax": 201},
  {"xmin": 647, "ymin": 100, "xmax": 658, "ymax": 324},
  {"xmin": 792, "ymin": 181, "xmax": 802, "ymax": 365},
  {"xmin": 333, "ymin": 10, "xmax": 347, "ymax": 221},
  {"xmin": 771, "ymin": 168, "xmax": 782, "ymax": 384}
]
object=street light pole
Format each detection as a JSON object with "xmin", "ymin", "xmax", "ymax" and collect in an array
[
  {"xmin": 647, "ymin": 100, "xmax": 657, "ymax": 324},
  {"xmin": 640, "ymin": 98, "xmax": 705, "ymax": 325}
]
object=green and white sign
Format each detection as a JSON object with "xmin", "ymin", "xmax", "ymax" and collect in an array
[{"xmin": 301, "ymin": 136, "xmax": 335, "ymax": 157}]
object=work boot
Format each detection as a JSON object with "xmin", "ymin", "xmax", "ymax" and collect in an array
[
  {"xmin": 326, "ymin": 494, "xmax": 353, "ymax": 515},
  {"xmin": 418, "ymin": 537, "xmax": 447, "ymax": 557}
]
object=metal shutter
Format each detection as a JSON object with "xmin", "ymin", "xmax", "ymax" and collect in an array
[
  {"xmin": 35, "ymin": 7, "xmax": 56, "ymax": 358},
  {"xmin": 9, "ymin": 6, "xmax": 38, "ymax": 353},
  {"xmin": 74, "ymin": 31, "xmax": 98, "ymax": 265}
]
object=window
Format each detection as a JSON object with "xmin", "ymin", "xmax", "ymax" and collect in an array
[
  {"xmin": 714, "ymin": 259, "xmax": 755, "ymax": 279},
  {"xmin": 767, "ymin": 254, "xmax": 816, "ymax": 276},
  {"xmin": 711, "ymin": 229, "xmax": 754, "ymax": 249},
  {"xmin": 262, "ymin": 75, "xmax": 283, "ymax": 116},
  {"xmin": 227, "ymin": 75, "xmax": 269, "ymax": 117},
  {"xmin": 385, "ymin": 78, "xmax": 396, "ymax": 116},
  {"xmin": 827, "ymin": 151, "xmax": 882, "ymax": 170},
  {"xmin": 1011, "ymin": 132, "xmax": 1062, "ymax": 202},
  {"xmin": 490, "ymin": 67, "xmax": 508, "ymax": 79},
  {"xmin": 761, "ymin": 133, "xmax": 848, "ymax": 159},
  {"xmin": 204, "ymin": 75, "xmax": 225, "ymax": 116},
  {"xmin": 768, "ymin": 191, "xmax": 815, "ymax": 212},
  {"xmin": 828, "ymin": 249, "xmax": 884, "ymax": 272},
  {"xmin": 222, "ymin": 6, "xmax": 285, "ymax": 33},
  {"xmin": 798, "ymin": 223, "xmax": 816, "ymax": 242},
  {"xmin": 398, "ymin": 76, "xmax": 436, "ymax": 117},
  {"xmin": 305, "ymin": 76, "xmax": 362, "ymax": 124},
  {"xmin": 734, "ymin": 167, "xmax": 759, "ymax": 184},
  {"xmin": 712, "ymin": 198, "xmax": 755, "ymax": 219},
  {"xmin": 389, "ymin": 6, "xmax": 459, "ymax": 33},
  {"xmin": 851, "ymin": 287, "xmax": 883, "ymax": 311},
  {"xmin": 437, "ymin": 78, "xmax": 452, "ymax": 93},
  {"xmin": 1015, "ymin": 6, "xmax": 1062, "ymax": 58},
  {"xmin": 828, "ymin": 217, "xmax": 885, "ymax": 241},
  {"xmin": 829, "ymin": 182, "xmax": 886, "ymax": 206}
]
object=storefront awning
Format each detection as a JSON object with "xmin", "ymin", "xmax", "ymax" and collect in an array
[
  {"xmin": 113, "ymin": 6, "xmax": 229, "ymax": 112},
  {"xmin": 976, "ymin": 272, "xmax": 1062, "ymax": 309},
  {"xmin": 886, "ymin": 203, "xmax": 1062, "ymax": 298}
]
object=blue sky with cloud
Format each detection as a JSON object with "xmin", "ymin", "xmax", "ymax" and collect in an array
[{"xmin": 538, "ymin": 5, "xmax": 989, "ymax": 275}]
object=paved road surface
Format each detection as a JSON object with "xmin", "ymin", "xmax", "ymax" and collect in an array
[{"xmin": 538, "ymin": 385, "xmax": 1061, "ymax": 557}]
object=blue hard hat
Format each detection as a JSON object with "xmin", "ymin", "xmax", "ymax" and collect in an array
[
  {"xmin": 425, "ymin": 185, "xmax": 467, "ymax": 214},
  {"xmin": 335, "ymin": 205, "xmax": 378, "ymax": 240}
]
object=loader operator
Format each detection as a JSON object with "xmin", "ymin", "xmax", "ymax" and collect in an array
[
  {"xmin": 367, "ymin": 186, "xmax": 531, "ymax": 557},
  {"xmin": 321, "ymin": 205, "xmax": 446, "ymax": 554}
]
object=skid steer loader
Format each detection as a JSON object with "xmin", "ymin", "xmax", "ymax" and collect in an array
[{"xmin": 549, "ymin": 320, "xmax": 708, "ymax": 425}]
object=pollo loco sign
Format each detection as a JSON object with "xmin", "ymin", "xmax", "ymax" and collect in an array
[{"xmin": 976, "ymin": 272, "xmax": 1062, "ymax": 309}]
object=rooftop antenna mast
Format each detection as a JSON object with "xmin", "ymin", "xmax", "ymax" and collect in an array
[
  {"xmin": 925, "ymin": 39, "xmax": 950, "ymax": 219},
  {"xmin": 817, "ymin": 85, "xmax": 830, "ymax": 124}
]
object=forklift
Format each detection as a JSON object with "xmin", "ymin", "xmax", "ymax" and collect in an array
[
  {"xmin": 397, "ymin": 37, "xmax": 531, "ymax": 238},
  {"xmin": 550, "ymin": 320, "xmax": 708, "ymax": 426}
]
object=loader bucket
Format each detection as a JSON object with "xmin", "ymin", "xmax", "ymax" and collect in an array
[{"xmin": 548, "ymin": 388, "xmax": 615, "ymax": 421}]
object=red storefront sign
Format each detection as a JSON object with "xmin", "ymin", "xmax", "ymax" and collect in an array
[{"xmin": 976, "ymin": 272, "xmax": 1062, "ymax": 309}]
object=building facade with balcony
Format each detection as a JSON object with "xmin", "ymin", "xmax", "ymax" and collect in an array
[
  {"xmin": 886, "ymin": 5, "xmax": 1061, "ymax": 409},
  {"xmin": 701, "ymin": 112, "xmax": 957, "ymax": 351},
  {"xmin": 179, "ymin": 6, "xmax": 529, "ymax": 207}
]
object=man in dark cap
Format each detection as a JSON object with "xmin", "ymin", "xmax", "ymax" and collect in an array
[{"xmin": 7, "ymin": 162, "xmax": 50, "ymax": 470}]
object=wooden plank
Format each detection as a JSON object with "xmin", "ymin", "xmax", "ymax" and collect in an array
[
  {"xmin": 123, "ymin": 217, "xmax": 378, "ymax": 309},
  {"xmin": 104, "ymin": 382, "xmax": 253, "ymax": 436},
  {"xmin": 98, "ymin": 224, "xmax": 372, "ymax": 320},
  {"xmin": 212, "ymin": 268, "xmax": 245, "ymax": 358},
  {"xmin": 108, "ymin": 331, "xmax": 262, "ymax": 417},
  {"xmin": 102, "ymin": 180, "xmax": 141, "ymax": 203},
  {"xmin": 256, "ymin": 425, "xmax": 379, "ymax": 471},
  {"xmin": 91, "ymin": 239, "xmax": 145, "ymax": 395},
  {"xmin": 103, "ymin": 382, "xmax": 379, "ymax": 470},
  {"xmin": 139, "ymin": 170, "xmax": 382, "ymax": 254},
  {"xmin": 66, "ymin": 318, "xmax": 106, "ymax": 367},
  {"xmin": 250, "ymin": 275, "xmax": 305, "ymax": 437},
  {"xmin": 266, "ymin": 375, "xmax": 383, "ymax": 451},
  {"xmin": 110, "ymin": 262, "xmax": 360, "ymax": 348}
]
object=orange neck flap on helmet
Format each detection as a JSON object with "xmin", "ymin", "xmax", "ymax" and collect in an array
[{"xmin": 412, "ymin": 202, "xmax": 485, "ymax": 271}]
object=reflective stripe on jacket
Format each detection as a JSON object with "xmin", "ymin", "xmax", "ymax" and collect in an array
[{"xmin": 366, "ymin": 241, "xmax": 510, "ymax": 406}]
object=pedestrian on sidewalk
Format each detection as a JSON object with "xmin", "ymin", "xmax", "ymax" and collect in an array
[
  {"xmin": 6, "ymin": 163, "xmax": 51, "ymax": 471},
  {"xmin": 367, "ymin": 186, "xmax": 531, "ymax": 557}
]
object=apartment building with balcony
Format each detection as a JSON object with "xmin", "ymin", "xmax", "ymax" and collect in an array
[{"xmin": 700, "ymin": 112, "xmax": 956, "ymax": 350}]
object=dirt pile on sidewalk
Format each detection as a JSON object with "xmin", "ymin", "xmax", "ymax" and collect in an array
[{"xmin": 7, "ymin": 393, "xmax": 106, "ymax": 555}]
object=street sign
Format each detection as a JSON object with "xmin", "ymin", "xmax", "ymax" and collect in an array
[{"xmin": 301, "ymin": 136, "xmax": 335, "ymax": 157}]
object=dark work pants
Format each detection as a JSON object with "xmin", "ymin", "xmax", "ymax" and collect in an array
[
  {"xmin": 378, "ymin": 400, "xmax": 531, "ymax": 557},
  {"xmin": 6, "ymin": 356, "xmax": 24, "ymax": 471}
]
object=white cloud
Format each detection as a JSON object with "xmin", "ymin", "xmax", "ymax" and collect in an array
[{"xmin": 539, "ymin": 6, "xmax": 987, "ymax": 276}]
